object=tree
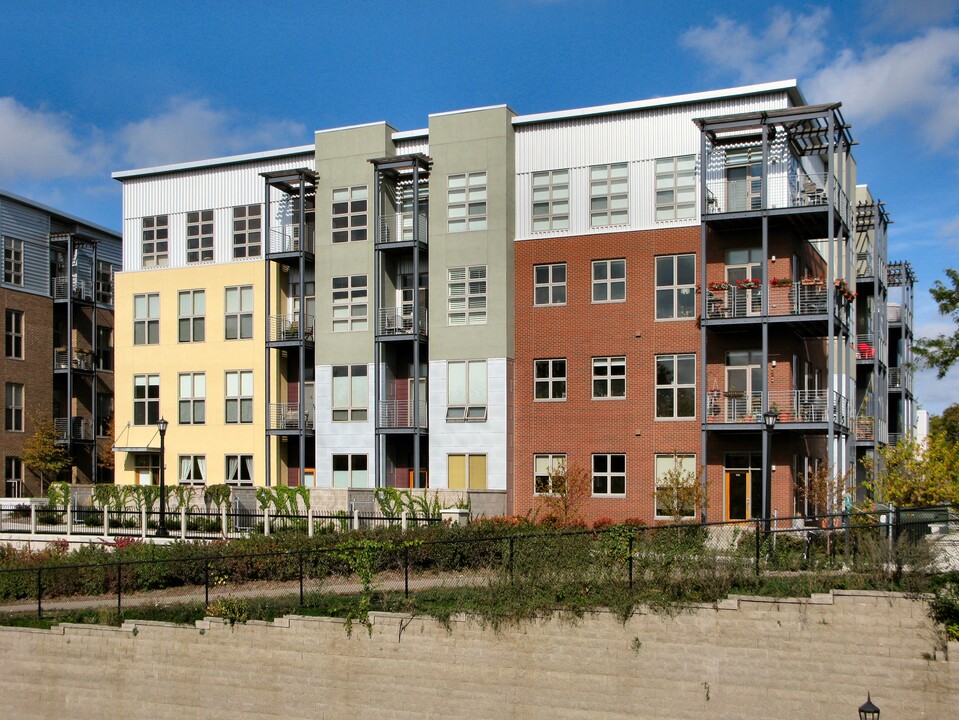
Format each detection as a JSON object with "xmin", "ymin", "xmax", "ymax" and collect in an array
[
  {"xmin": 21, "ymin": 417, "xmax": 72, "ymax": 493},
  {"xmin": 915, "ymin": 268, "xmax": 959, "ymax": 379},
  {"xmin": 930, "ymin": 403, "xmax": 959, "ymax": 444},
  {"xmin": 863, "ymin": 433, "xmax": 959, "ymax": 507},
  {"xmin": 536, "ymin": 462, "xmax": 591, "ymax": 526},
  {"xmin": 97, "ymin": 417, "xmax": 116, "ymax": 471},
  {"xmin": 653, "ymin": 457, "xmax": 706, "ymax": 522}
]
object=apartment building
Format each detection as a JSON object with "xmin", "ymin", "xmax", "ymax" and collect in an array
[
  {"xmin": 112, "ymin": 80, "xmax": 913, "ymax": 523},
  {"xmin": 1, "ymin": 191, "xmax": 121, "ymax": 497}
]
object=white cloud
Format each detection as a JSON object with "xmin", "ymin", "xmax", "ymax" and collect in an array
[
  {"xmin": 870, "ymin": 0, "xmax": 958, "ymax": 32},
  {"xmin": 118, "ymin": 97, "xmax": 307, "ymax": 169}
]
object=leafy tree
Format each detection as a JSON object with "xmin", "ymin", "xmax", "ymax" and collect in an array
[
  {"xmin": 21, "ymin": 417, "xmax": 72, "ymax": 492},
  {"xmin": 653, "ymin": 457, "xmax": 707, "ymax": 522},
  {"xmin": 536, "ymin": 462, "xmax": 591, "ymax": 526},
  {"xmin": 863, "ymin": 433, "xmax": 959, "ymax": 506},
  {"xmin": 97, "ymin": 418, "xmax": 116, "ymax": 471},
  {"xmin": 930, "ymin": 403, "xmax": 959, "ymax": 444},
  {"xmin": 916, "ymin": 268, "xmax": 959, "ymax": 379}
]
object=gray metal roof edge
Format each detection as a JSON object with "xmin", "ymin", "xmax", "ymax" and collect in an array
[
  {"xmin": 0, "ymin": 188, "xmax": 121, "ymax": 238},
  {"xmin": 112, "ymin": 144, "xmax": 316, "ymax": 181}
]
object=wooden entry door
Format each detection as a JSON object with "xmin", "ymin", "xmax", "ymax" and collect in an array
[{"xmin": 725, "ymin": 470, "xmax": 762, "ymax": 521}]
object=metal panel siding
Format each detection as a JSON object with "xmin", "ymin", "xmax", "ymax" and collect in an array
[
  {"xmin": 394, "ymin": 138, "xmax": 429, "ymax": 156},
  {"xmin": 1, "ymin": 198, "xmax": 51, "ymax": 295}
]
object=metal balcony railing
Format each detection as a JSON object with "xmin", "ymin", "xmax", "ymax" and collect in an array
[
  {"xmin": 857, "ymin": 416, "xmax": 875, "ymax": 441},
  {"xmin": 51, "ymin": 277, "xmax": 94, "ymax": 301},
  {"xmin": 268, "ymin": 313, "xmax": 315, "ymax": 342},
  {"xmin": 706, "ymin": 389, "xmax": 847, "ymax": 426},
  {"xmin": 54, "ymin": 417, "xmax": 94, "ymax": 442},
  {"xmin": 889, "ymin": 367, "xmax": 907, "ymax": 389},
  {"xmin": 267, "ymin": 226, "xmax": 314, "ymax": 255},
  {"xmin": 377, "ymin": 213, "xmax": 428, "ymax": 245},
  {"xmin": 856, "ymin": 334, "xmax": 877, "ymax": 361},
  {"xmin": 377, "ymin": 307, "xmax": 428, "ymax": 336},
  {"xmin": 378, "ymin": 400, "xmax": 428, "ymax": 429},
  {"xmin": 856, "ymin": 253, "xmax": 875, "ymax": 279},
  {"xmin": 268, "ymin": 403, "xmax": 314, "ymax": 431},
  {"xmin": 54, "ymin": 349, "xmax": 95, "ymax": 371},
  {"xmin": 704, "ymin": 282, "xmax": 831, "ymax": 320},
  {"xmin": 887, "ymin": 303, "xmax": 902, "ymax": 324},
  {"xmin": 704, "ymin": 171, "xmax": 852, "ymax": 226}
]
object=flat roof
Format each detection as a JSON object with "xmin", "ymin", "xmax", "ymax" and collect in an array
[
  {"xmin": 112, "ymin": 144, "xmax": 316, "ymax": 180},
  {"xmin": 0, "ymin": 188, "xmax": 121, "ymax": 238}
]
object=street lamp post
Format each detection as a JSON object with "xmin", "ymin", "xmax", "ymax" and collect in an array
[
  {"xmin": 762, "ymin": 410, "xmax": 778, "ymax": 531},
  {"xmin": 156, "ymin": 417, "xmax": 169, "ymax": 538}
]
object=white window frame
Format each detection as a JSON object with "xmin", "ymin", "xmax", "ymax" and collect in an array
[
  {"xmin": 447, "ymin": 360, "xmax": 487, "ymax": 421},
  {"xmin": 592, "ymin": 259, "xmax": 626, "ymax": 303},
  {"xmin": 655, "ymin": 354, "xmax": 696, "ymax": 419},
  {"xmin": 655, "ymin": 155, "xmax": 696, "ymax": 221},
  {"xmin": 5, "ymin": 309, "xmax": 23, "ymax": 359},
  {"xmin": 590, "ymin": 163, "xmax": 629, "ymax": 227},
  {"xmin": 141, "ymin": 215, "xmax": 169, "ymax": 268},
  {"xmin": 186, "ymin": 210, "xmax": 214, "ymax": 263},
  {"xmin": 655, "ymin": 254, "xmax": 696, "ymax": 320},
  {"xmin": 592, "ymin": 453, "xmax": 626, "ymax": 497},
  {"xmin": 225, "ymin": 370, "xmax": 253, "ymax": 424},
  {"xmin": 225, "ymin": 286, "xmax": 253, "ymax": 340},
  {"xmin": 332, "ymin": 275, "xmax": 368, "ymax": 332},
  {"xmin": 5, "ymin": 382, "xmax": 24, "ymax": 432},
  {"xmin": 178, "ymin": 455, "xmax": 207, "ymax": 486},
  {"xmin": 448, "ymin": 172, "xmax": 487, "ymax": 232},
  {"xmin": 4, "ymin": 457, "xmax": 23, "ymax": 498},
  {"xmin": 332, "ymin": 454, "xmax": 368, "ymax": 488},
  {"xmin": 133, "ymin": 374, "xmax": 160, "ymax": 426},
  {"xmin": 3, "ymin": 237, "xmax": 24, "ymax": 285},
  {"xmin": 531, "ymin": 170, "xmax": 569, "ymax": 232},
  {"xmin": 232, "ymin": 205, "xmax": 262, "ymax": 259},
  {"xmin": 225, "ymin": 454, "xmax": 254, "ymax": 486},
  {"xmin": 178, "ymin": 289, "xmax": 205, "ymax": 343},
  {"xmin": 592, "ymin": 356, "xmax": 626, "ymax": 399},
  {"xmin": 654, "ymin": 453, "xmax": 697, "ymax": 518},
  {"xmin": 178, "ymin": 372, "xmax": 206, "ymax": 425},
  {"xmin": 447, "ymin": 265, "xmax": 487, "ymax": 326},
  {"xmin": 533, "ymin": 263, "xmax": 567, "ymax": 306},
  {"xmin": 534, "ymin": 358, "xmax": 567, "ymax": 401},
  {"xmin": 332, "ymin": 186, "xmax": 368, "ymax": 243},
  {"xmin": 534, "ymin": 454, "xmax": 567, "ymax": 496},
  {"xmin": 448, "ymin": 454, "xmax": 488, "ymax": 490},
  {"xmin": 134, "ymin": 293, "xmax": 160, "ymax": 345}
]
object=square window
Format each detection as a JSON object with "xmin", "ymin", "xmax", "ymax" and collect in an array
[
  {"xmin": 534, "ymin": 359, "xmax": 567, "ymax": 401},
  {"xmin": 178, "ymin": 455, "xmax": 206, "ymax": 486},
  {"xmin": 332, "ymin": 454, "xmax": 369, "ymax": 488},
  {"xmin": 592, "ymin": 356, "xmax": 626, "ymax": 399},
  {"xmin": 226, "ymin": 454, "xmax": 254, "ymax": 485},
  {"xmin": 592, "ymin": 259, "xmax": 626, "ymax": 303},
  {"xmin": 592, "ymin": 453, "xmax": 626, "ymax": 496},
  {"xmin": 534, "ymin": 263, "xmax": 566, "ymax": 306},
  {"xmin": 448, "ymin": 454, "xmax": 487, "ymax": 490},
  {"xmin": 534, "ymin": 454, "xmax": 567, "ymax": 495}
]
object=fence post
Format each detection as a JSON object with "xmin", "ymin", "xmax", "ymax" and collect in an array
[
  {"xmin": 117, "ymin": 561, "xmax": 122, "ymax": 616},
  {"xmin": 508, "ymin": 537, "xmax": 515, "ymax": 583},
  {"xmin": 308, "ymin": 508, "xmax": 314, "ymax": 538},
  {"xmin": 404, "ymin": 545, "xmax": 410, "ymax": 598},
  {"xmin": 66, "ymin": 501, "xmax": 73, "ymax": 536},
  {"xmin": 221, "ymin": 506, "xmax": 228, "ymax": 538},
  {"xmin": 36, "ymin": 567, "xmax": 42, "ymax": 619},
  {"xmin": 754, "ymin": 518, "xmax": 762, "ymax": 576},
  {"xmin": 401, "ymin": 510, "xmax": 408, "ymax": 532},
  {"xmin": 180, "ymin": 506, "xmax": 187, "ymax": 540},
  {"xmin": 628, "ymin": 535, "xmax": 634, "ymax": 590},
  {"xmin": 264, "ymin": 509, "xmax": 271, "ymax": 536},
  {"xmin": 30, "ymin": 504, "xmax": 37, "ymax": 535},
  {"xmin": 352, "ymin": 509, "xmax": 359, "ymax": 531},
  {"xmin": 103, "ymin": 507, "xmax": 110, "ymax": 537},
  {"xmin": 141, "ymin": 507, "xmax": 147, "ymax": 540},
  {"xmin": 204, "ymin": 558, "xmax": 210, "ymax": 607}
]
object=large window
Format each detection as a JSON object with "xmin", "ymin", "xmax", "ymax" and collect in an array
[
  {"xmin": 178, "ymin": 290, "xmax": 205, "ymax": 343},
  {"xmin": 655, "ymin": 354, "xmax": 695, "ymax": 419},
  {"xmin": 4, "ymin": 238, "xmax": 23, "ymax": 285},
  {"xmin": 178, "ymin": 373, "xmax": 205, "ymax": 425},
  {"xmin": 534, "ymin": 454, "xmax": 567, "ymax": 495},
  {"xmin": 332, "ymin": 275, "xmax": 368, "ymax": 332},
  {"xmin": 141, "ymin": 216, "xmax": 169, "ymax": 268},
  {"xmin": 655, "ymin": 454, "xmax": 697, "ymax": 518},
  {"xmin": 178, "ymin": 455, "xmax": 206, "ymax": 486},
  {"xmin": 655, "ymin": 156, "xmax": 696, "ymax": 221},
  {"xmin": 592, "ymin": 259, "xmax": 626, "ymax": 303},
  {"xmin": 232, "ymin": 205, "xmax": 261, "ymax": 258},
  {"xmin": 590, "ymin": 163, "xmax": 629, "ymax": 227},
  {"xmin": 5, "ymin": 457, "xmax": 23, "ymax": 498},
  {"xmin": 332, "ymin": 365, "xmax": 368, "ymax": 422},
  {"xmin": 226, "ymin": 454, "xmax": 254, "ymax": 486},
  {"xmin": 186, "ymin": 210, "xmax": 214, "ymax": 263},
  {"xmin": 133, "ymin": 374, "xmax": 160, "ymax": 426},
  {"xmin": 447, "ymin": 360, "xmax": 487, "ymax": 421},
  {"xmin": 592, "ymin": 454, "xmax": 626, "ymax": 496},
  {"xmin": 534, "ymin": 263, "xmax": 566, "ymax": 306},
  {"xmin": 5, "ymin": 309, "xmax": 23, "ymax": 359},
  {"xmin": 448, "ymin": 454, "xmax": 487, "ymax": 490},
  {"xmin": 332, "ymin": 186, "xmax": 368, "ymax": 243},
  {"xmin": 655, "ymin": 254, "xmax": 696, "ymax": 320},
  {"xmin": 225, "ymin": 286, "xmax": 253, "ymax": 340},
  {"xmin": 225, "ymin": 370, "xmax": 253, "ymax": 424},
  {"xmin": 332, "ymin": 454, "xmax": 368, "ymax": 488},
  {"xmin": 134, "ymin": 293, "xmax": 160, "ymax": 345},
  {"xmin": 448, "ymin": 172, "xmax": 487, "ymax": 232},
  {"xmin": 534, "ymin": 359, "xmax": 567, "ymax": 401},
  {"xmin": 531, "ymin": 170, "xmax": 569, "ymax": 231},
  {"xmin": 447, "ymin": 265, "xmax": 487, "ymax": 325},
  {"xmin": 97, "ymin": 326, "xmax": 113, "ymax": 371},
  {"xmin": 592, "ymin": 356, "xmax": 626, "ymax": 399},
  {"xmin": 5, "ymin": 383, "xmax": 24, "ymax": 432}
]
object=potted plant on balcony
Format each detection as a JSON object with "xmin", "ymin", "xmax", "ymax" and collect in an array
[
  {"xmin": 707, "ymin": 281, "xmax": 730, "ymax": 291},
  {"xmin": 770, "ymin": 277, "xmax": 793, "ymax": 287},
  {"xmin": 735, "ymin": 278, "xmax": 761, "ymax": 291},
  {"xmin": 800, "ymin": 275, "xmax": 824, "ymax": 286}
]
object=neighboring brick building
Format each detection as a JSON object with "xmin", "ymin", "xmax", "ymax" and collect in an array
[{"xmin": 1, "ymin": 191, "xmax": 121, "ymax": 496}]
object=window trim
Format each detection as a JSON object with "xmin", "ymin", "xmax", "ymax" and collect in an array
[
  {"xmin": 655, "ymin": 155, "xmax": 697, "ymax": 222},
  {"xmin": 224, "ymin": 370, "xmax": 254, "ymax": 424},
  {"xmin": 592, "ymin": 453, "xmax": 626, "ymax": 497},
  {"xmin": 133, "ymin": 374, "xmax": 160, "ymax": 426},
  {"xmin": 178, "ymin": 289, "xmax": 206, "ymax": 343},
  {"xmin": 178, "ymin": 454, "xmax": 207, "ymax": 486},
  {"xmin": 534, "ymin": 358, "xmax": 567, "ymax": 402},
  {"xmin": 533, "ymin": 454, "xmax": 567, "ymax": 496},
  {"xmin": 591, "ymin": 356, "xmax": 626, "ymax": 400},
  {"xmin": 655, "ymin": 254, "xmax": 697, "ymax": 321},
  {"xmin": 447, "ymin": 453, "xmax": 488, "ymax": 490},
  {"xmin": 533, "ymin": 263, "xmax": 567, "ymax": 307},
  {"xmin": 591, "ymin": 259, "xmax": 626, "ymax": 304},
  {"xmin": 177, "ymin": 372, "xmax": 206, "ymax": 425},
  {"xmin": 655, "ymin": 353, "xmax": 697, "ymax": 420},
  {"xmin": 332, "ymin": 454, "xmax": 369, "ymax": 489},
  {"xmin": 225, "ymin": 454, "xmax": 254, "ymax": 486},
  {"xmin": 133, "ymin": 293, "xmax": 160, "ymax": 346}
]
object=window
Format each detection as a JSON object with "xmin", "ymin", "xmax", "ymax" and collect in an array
[
  {"xmin": 447, "ymin": 265, "xmax": 487, "ymax": 325},
  {"xmin": 3, "ymin": 238, "xmax": 24, "ymax": 285},
  {"xmin": 590, "ymin": 163, "xmax": 629, "ymax": 227},
  {"xmin": 5, "ymin": 457, "xmax": 23, "ymax": 498},
  {"xmin": 177, "ymin": 290, "xmax": 205, "ymax": 343},
  {"xmin": 233, "ymin": 205, "xmax": 261, "ymax": 258},
  {"xmin": 332, "ymin": 365, "xmax": 368, "ymax": 421},
  {"xmin": 141, "ymin": 216, "xmax": 169, "ymax": 268},
  {"xmin": 178, "ymin": 373, "xmax": 205, "ymax": 425},
  {"xmin": 655, "ymin": 454, "xmax": 697, "ymax": 518},
  {"xmin": 5, "ymin": 309, "xmax": 23, "ymax": 359},
  {"xmin": 331, "ymin": 186, "xmax": 368, "ymax": 243},
  {"xmin": 225, "ymin": 370, "xmax": 253, "ymax": 424},
  {"xmin": 534, "ymin": 454, "xmax": 567, "ymax": 495},
  {"xmin": 97, "ymin": 393, "xmax": 113, "ymax": 437},
  {"xmin": 178, "ymin": 455, "xmax": 206, "ymax": 486},
  {"xmin": 225, "ymin": 286, "xmax": 253, "ymax": 339},
  {"xmin": 332, "ymin": 454, "xmax": 368, "ymax": 488},
  {"xmin": 186, "ymin": 210, "xmax": 214, "ymax": 263},
  {"xmin": 531, "ymin": 170, "xmax": 569, "ymax": 231},
  {"xmin": 5, "ymin": 383, "xmax": 24, "ymax": 431},
  {"xmin": 655, "ymin": 254, "xmax": 696, "ymax": 319},
  {"xmin": 226, "ymin": 454, "xmax": 254, "ymax": 486},
  {"xmin": 448, "ymin": 454, "xmax": 487, "ymax": 490},
  {"xmin": 96, "ymin": 326, "xmax": 113, "ymax": 371},
  {"xmin": 133, "ymin": 374, "xmax": 160, "ymax": 426},
  {"xmin": 592, "ymin": 357, "xmax": 626, "ymax": 399},
  {"xmin": 96, "ymin": 261, "xmax": 113, "ymax": 304},
  {"xmin": 133, "ymin": 293, "xmax": 160, "ymax": 345},
  {"xmin": 655, "ymin": 156, "xmax": 696, "ymax": 221},
  {"xmin": 656, "ymin": 354, "xmax": 696, "ymax": 419},
  {"xmin": 447, "ymin": 360, "xmax": 487, "ymax": 421},
  {"xmin": 592, "ymin": 454, "xmax": 626, "ymax": 496},
  {"xmin": 448, "ymin": 172, "xmax": 487, "ymax": 232},
  {"xmin": 534, "ymin": 263, "xmax": 566, "ymax": 306},
  {"xmin": 134, "ymin": 454, "xmax": 159, "ymax": 486},
  {"xmin": 534, "ymin": 359, "xmax": 567, "ymax": 401},
  {"xmin": 592, "ymin": 259, "xmax": 626, "ymax": 303},
  {"xmin": 332, "ymin": 275, "xmax": 368, "ymax": 331}
]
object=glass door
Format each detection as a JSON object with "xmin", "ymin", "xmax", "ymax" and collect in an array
[
  {"xmin": 725, "ymin": 350, "xmax": 762, "ymax": 421},
  {"xmin": 725, "ymin": 248, "xmax": 763, "ymax": 316},
  {"xmin": 725, "ymin": 147, "xmax": 762, "ymax": 211}
]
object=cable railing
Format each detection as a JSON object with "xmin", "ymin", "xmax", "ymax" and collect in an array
[
  {"xmin": 268, "ymin": 313, "xmax": 315, "ymax": 342},
  {"xmin": 267, "ymin": 225, "xmax": 314, "ymax": 255},
  {"xmin": 268, "ymin": 403, "xmax": 315, "ymax": 431},
  {"xmin": 377, "ymin": 306, "xmax": 428, "ymax": 336},
  {"xmin": 377, "ymin": 213, "xmax": 428, "ymax": 245},
  {"xmin": 378, "ymin": 399, "xmax": 428, "ymax": 429},
  {"xmin": 707, "ymin": 389, "xmax": 847, "ymax": 425}
]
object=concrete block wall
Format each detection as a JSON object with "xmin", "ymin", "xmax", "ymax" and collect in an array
[{"xmin": 0, "ymin": 590, "xmax": 955, "ymax": 719}]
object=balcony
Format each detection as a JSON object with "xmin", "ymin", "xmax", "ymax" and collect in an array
[
  {"xmin": 887, "ymin": 303, "xmax": 903, "ymax": 324},
  {"xmin": 856, "ymin": 334, "xmax": 877, "ymax": 361},
  {"xmin": 377, "ymin": 307, "xmax": 428, "ymax": 337},
  {"xmin": 706, "ymin": 389, "xmax": 848, "ymax": 426},
  {"xmin": 377, "ymin": 213, "xmax": 428, "ymax": 246},
  {"xmin": 51, "ymin": 277, "xmax": 94, "ymax": 302},
  {"xmin": 268, "ymin": 313, "xmax": 314, "ymax": 343},
  {"xmin": 54, "ymin": 349, "xmax": 95, "ymax": 372},
  {"xmin": 856, "ymin": 253, "xmax": 875, "ymax": 279},
  {"xmin": 267, "ymin": 225, "xmax": 314, "ymax": 255},
  {"xmin": 54, "ymin": 417, "xmax": 94, "ymax": 443},
  {"xmin": 378, "ymin": 399, "xmax": 428, "ymax": 429},
  {"xmin": 268, "ymin": 403, "xmax": 314, "ymax": 431},
  {"xmin": 857, "ymin": 416, "xmax": 875, "ymax": 441},
  {"xmin": 889, "ymin": 367, "xmax": 907, "ymax": 389},
  {"xmin": 704, "ymin": 171, "xmax": 851, "ymax": 227},
  {"xmin": 704, "ymin": 282, "xmax": 830, "ymax": 320}
]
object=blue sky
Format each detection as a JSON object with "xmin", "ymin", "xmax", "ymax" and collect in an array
[{"xmin": 2, "ymin": 0, "xmax": 957, "ymax": 413}]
